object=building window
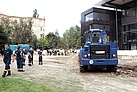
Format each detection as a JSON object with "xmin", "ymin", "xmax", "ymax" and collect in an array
[
  {"xmin": 93, "ymin": 13, "xmax": 109, "ymax": 21},
  {"xmin": 40, "ymin": 27, "xmax": 42, "ymax": 31},
  {"xmin": 123, "ymin": 32, "xmax": 127, "ymax": 43},
  {"xmin": 122, "ymin": 9, "xmax": 136, "ymax": 16},
  {"xmin": 124, "ymin": 25, "xmax": 130, "ymax": 31},
  {"xmin": 130, "ymin": 23, "xmax": 137, "ymax": 30},
  {"xmin": 127, "ymin": 10, "xmax": 135, "ymax": 16},
  {"xmin": 85, "ymin": 12, "xmax": 109, "ymax": 22},
  {"xmin": 85, "ymin": 13, "xmax": 93, "ymax": 22},
  {"xmin": 131, "ymin": 33, "xmax": 135, "ymax": 39},
  {"xmin": 122, "ymin": 10, "xmax": 126, "ymax": 16}
]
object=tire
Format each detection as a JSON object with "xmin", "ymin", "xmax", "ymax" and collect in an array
[
  {"xmin": 107, "ymin": 65, "xmax": 117, "ymax": 72},
  {"xmin": 80, "ymin": 65, "xmax": 88, "ymax": 73}
]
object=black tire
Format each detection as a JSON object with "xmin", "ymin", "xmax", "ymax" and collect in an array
[
  {"xmin": 80, "ymin": 65, "xmax": 88, "ymax": 73},
  {"xmin": 107, "ymin": 65, "xmax": 117, "ymax": 72}
]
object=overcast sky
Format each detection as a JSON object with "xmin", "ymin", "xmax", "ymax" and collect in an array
[{"xmin": 0, "ymin": 0, "xmax": 103, "ymax": 36}]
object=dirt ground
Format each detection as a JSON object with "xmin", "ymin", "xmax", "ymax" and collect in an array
[{"xmin": 1, "ymin": 54, "xmax": 137, "ymax": 92}]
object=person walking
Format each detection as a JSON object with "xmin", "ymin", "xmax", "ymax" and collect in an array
[
  {"xmin": 15, "ymin": 46, "xmax": 24, "ymax": 72},
  {"xmin": 38, "ymin": 49, "xmax": 43, "ymax": 65},
  {"xmin": 22, "ymin": 49, "xmax": 26, "ymax": 66},
  {"xmin": 1, "ymin": 43, "xmax": 14, "ymax": 77}
]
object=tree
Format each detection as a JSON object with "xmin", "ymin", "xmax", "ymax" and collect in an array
[
  {"xmin": 55, "ymin": 29, "xmax": 59, "ymax": 37},
  {"xmin": 0, "ymin": 25, "xmax": 8, "ymax": 50},
  {"xmin": 75, "ymin": 25, "xmax": 81, "ymax": 49},
  {"xmin": 62, "ymin": 25, "xmax": 81, "ymax": 49},
  {"xmin": 46, "ymin": 32, "xmax": 58, "ymax": 49},
  {"xmin": 54, "ymin": 30, "xmax": 62, "ymax": 48},
  {"xmin": 0, "ymin": 16, "xmax": 37, "ymax": 49},
  {"xmin": 33, "ymin": 9, "xmax": 39, "ymax": 18},
  {"xmin": 11, "ymin": 18, "xmax": 33, "ymax": 44},
  {"xmin": 0, "ymin": 17, "xmax": 12, "ymax": 44},
  {"xmin": 30, "ymin": 34, "xmax": 37, "ymax": 49},
  {"xmin": 62, "ymin": 30, "xmax": 69, "ymax": 49},
  {"xmin": 37, "ymin": 34, "xmax": 49, "ymax": 49}
]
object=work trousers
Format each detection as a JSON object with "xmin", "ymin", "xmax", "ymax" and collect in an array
[
  {"xmin": 3, "ymin": 58, "xmax": 11, "ymax": 71},
  {"xmin": 39, "ymin": 56, "xmax": 43, "ymax": 65},
  {"xmin": 16, "ymin": 59, "xmax": 23, "ymax": 70}
]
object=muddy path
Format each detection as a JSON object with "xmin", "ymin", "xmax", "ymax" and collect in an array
[{"xmin": 1, "ymin": 55, "xmax": 137, "ymax": 92}]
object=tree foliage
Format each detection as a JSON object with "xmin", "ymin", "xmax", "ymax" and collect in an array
[
  {"xmin": 0, "ymin": 15, "xmax": 81, "ymax": 50},
  {"xmin": 37, "ymin": 31, "xmax": 62, "ymax": 50},
  {"xmin": 30, "ymin": 34, "xmax": 37, "ymax": 49},
  {"xmin": 11, "ymin": 18, "xmax": 33, "ymax": 44},
  {"xmin": 0, "ymin": 17, "xmax": 12, "ymax": 43},
  {"xmin": 46, "ymin": 32, "xmax": 58, "ymax": 49},
  {"xmin": 62, "ymin": 25, "xmax": 81, "ymax": 49},
  {"xmin": 0, "ymin": 26, "xmax": 8, "ymax": 50},
  {"xmin": 37, "ymin": 34, "xmax": 49, "ymax": 49},
  {"xmin": 33, "ymin": 9, "xmax": 39, "ymax": 18},
  {"xmin": 37, "ymin": 26, "xmax": 81, "ymax": 50},
  {"xmin": 0, "ymin": 17, "xmax": 36, "ymax": 48}
]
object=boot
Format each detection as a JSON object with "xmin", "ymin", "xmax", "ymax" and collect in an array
[
  {"xmin": 20, "ymin": 70, "xmax": 25, "ymax": 72},
  {"xmin": 7, "ymin": 70, "xmax": 11, "ymax": 76},
  {"xmin": 17, "ymin": 68, "xmax": 20, "ymax": 72},
  {"xmin": 32, "ymin": 61, "xmax": 33, "ymax": 65},
  {"xmin": 28, "ymin": 64, "xmax": 32, "ymax": 66},
  {"xmin": 23, "ymin": 64, "xmax": 26, "ymax": 66},
  {"xmin": 19, "ymin": 68, "xmax": 25, "ymax": 72},
  {"xmin": 2, "ymin": 71, "xmax": 7, "ymax": 77}
]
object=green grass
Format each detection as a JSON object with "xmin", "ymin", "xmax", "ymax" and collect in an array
[
  {"xmin": 0, "ymin": 77, "xmax": 59, "ymax": 92},
  {"xmin": 38, "ymin": 76, "xmax": 83, "ymax": 92}
]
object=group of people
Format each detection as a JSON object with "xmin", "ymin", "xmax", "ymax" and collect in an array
[
  {"xmin": 1, "ymin": 43, "xmax": 43, "ymax": 77},
  {"xmin": 46, "ymin": 49, "xmax": 77, "ymax": 56},
  {"xmin": 46, "ymin": 49, "xmax": 68, "ymax": 56}
]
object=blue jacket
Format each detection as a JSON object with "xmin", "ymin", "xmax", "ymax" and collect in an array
[
  {"xmin": 1, "ymin": 48, "xmax": 13, "ymax": 60},
  {"xmin": 15, "ymin": 49, "xmax": 22, "ymax": 60}
]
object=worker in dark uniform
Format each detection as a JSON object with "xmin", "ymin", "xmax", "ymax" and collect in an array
[
  {"xmin": 28, "ymin": 47, "xmax": 34, "ymax": 65},
  {"xmin": 15, "ymin": 46, "xmax": 24, "ymax": 72},
  {"xmin": 38, "ymin": 49, "xmax": 43, "ymax": 65},
  {"xmin": 1, "ymin": 43, "xmax": 14, "ymax": 77},
  {"xmin": 28, "ymin": 51, "xmax": 32, "ymax": 66},
  {"xmin": 20, "ymin": 48, "xmax": 25, "ymax": 69},
  {"xmin": 22, "ymin": 49, "xmax": 26, "ymax": 66}
]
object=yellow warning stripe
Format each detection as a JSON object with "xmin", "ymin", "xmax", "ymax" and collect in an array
[{"xmin": 17, "ymin": 68, "xmax": 23, "ymax": 70}]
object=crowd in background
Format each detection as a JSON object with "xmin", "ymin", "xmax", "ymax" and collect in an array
[{"xmin": 38, "ymin": 49, "xmax": 78, "ymax": 56}]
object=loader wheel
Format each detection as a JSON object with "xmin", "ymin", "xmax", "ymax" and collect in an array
[
  {"xmin": 107, "ymin": 65, "xmax": 117, "ymax": 72},
  {"xmin": 80, "ymin": 65, "xmax": 88, "ymax": 73}
]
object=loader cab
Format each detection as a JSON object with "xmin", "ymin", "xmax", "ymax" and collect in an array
[{"xmin": 84, "ymin": 29, "xmax": 107, "ymax": 45}]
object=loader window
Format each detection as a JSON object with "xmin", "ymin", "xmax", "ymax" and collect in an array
[
  {"xmin": 93, "ymin": 34, "xmax": 99, "ymax": 43},
  {"xmin": 85, "ymin": 32, "xmax": 91, "ymax": 44},
  {"xmin": 92, "ymin": 33, "xmax": 101, "ymax": 43}
]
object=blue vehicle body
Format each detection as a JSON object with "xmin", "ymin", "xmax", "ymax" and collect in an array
[
  {"xmin": 9, "ymin": 45, "xmax": 18, "ymax": 51},
  {"xmin": 19, "ymin": 44, "xmax": 30, "ymax": 51},
  {"xmin": 79, "ymin": 29, "xmax": 118, "ymax": 72},
  {"xmin": 9, "ymin": 44, "xmax": 30, "ymax": 52}
]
